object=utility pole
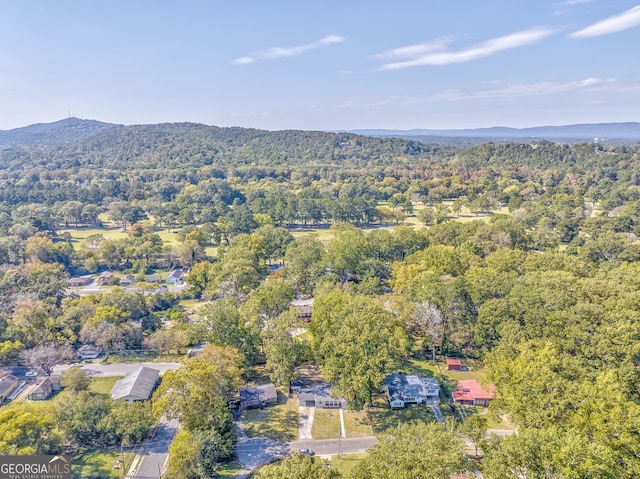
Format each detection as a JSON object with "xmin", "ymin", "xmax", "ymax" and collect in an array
[
  {"xmin": 120, "ymin": 442, "xmax": 125, "ymax": 479},
  {"xmin": 338, "ymin": 406, "xmax": 342, "ymax": 458}
]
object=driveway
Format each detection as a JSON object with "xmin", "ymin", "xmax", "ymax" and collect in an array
[{"xmin": 297, "ymin": 405, "xmax": 315, "ymax": 439}]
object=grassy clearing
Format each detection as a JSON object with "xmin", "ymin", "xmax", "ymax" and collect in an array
[
  {"xmin": 343, "ymin": 410, "xmax": 373, "ymax": 437},
  {"xmin": 312, "ymin": 409, "xmax": 341, "ymax": 440},
  {"xmin": 330, "ymin": 453, "xmax": 368, "ymax": 476},
  {"xmin": 72, "ymin": 448, "xmax": 135, "ymax": 479},
  {"xmin": 89, "ymin": 377, "xmax": 122, "ymax": 395},
  {"xmin": 241, "ymin": 392, "xmax": 298, "ymax": 442}
]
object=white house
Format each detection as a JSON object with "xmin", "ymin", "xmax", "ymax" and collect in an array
[
  {"xmin": 166, "ymin": 269, "xmax": 184, "ymax": 284},
  {"xmin": 77, "ymin": 343, "xmax": 103, "ymax": 359}
]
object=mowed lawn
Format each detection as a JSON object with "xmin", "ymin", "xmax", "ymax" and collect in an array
[
  {"xmin": 241, "ymin": 392, "xmax": 298, "ymax": 442},
  {"xmin": 331, "ymin": 453, "xmax": 368, "ymax": 476},
  {"xmin": 312, "ymin": 409, "xmax": 341, "ymax": 440},
  {"xmin": 72, "ymin": 448, "xmax": 135, "ymax": 479}
]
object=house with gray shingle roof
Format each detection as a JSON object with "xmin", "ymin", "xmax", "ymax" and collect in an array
[
  {"xmin": 383, "ymin": 373, "xmax": 440, "ymax": 409},
  {"xmin": 110, "ymin": 366, "xmax": 159, "ymax": 403}
]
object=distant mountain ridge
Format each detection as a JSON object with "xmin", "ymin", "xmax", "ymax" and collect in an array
[
  {"xmin": 350, "ymin": 122, "xmax": 640, "ymax": 141},
  {"xmin": 0, "ymin": 117, "xmax": 118, "ymax": 147}
]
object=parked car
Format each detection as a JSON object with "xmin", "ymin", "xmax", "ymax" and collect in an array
[
  {"xmin": 297, "ymin": 448, "xmax": 315, "ymax": 456},
  {"xmin": 25, "ymin": 371, "xmax": 38, "ymax": 379}
]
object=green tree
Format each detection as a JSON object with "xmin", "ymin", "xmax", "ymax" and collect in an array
[
  {"xmin": 0, "ymin": 403, "xmax": 62, "ymax": 455},
  {"xmin": 152, "ymin": 345, "xmax": 242, "ymax": 433},
  {"xmin": 460, "ymin": 414, "xmax": 487, "ymax": 457},
  {"xmin": 61, "ymin": 365, "xmax": 90, "ymax": 393},
  {"xmin": 255, "ymin": 453, "xmax": 341, "ymax": 479},
  {"xmin": 311, "ymin": 292, "xmax": 409, "ymax": 411},
  {"xmin": 352, "ymin": 422, "xmax": 470, "ymax": 479}
]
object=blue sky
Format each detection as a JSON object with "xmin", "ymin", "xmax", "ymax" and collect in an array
[{"xmin": 1, "ymin": 0, "xmax": 639, "ymax": 131}]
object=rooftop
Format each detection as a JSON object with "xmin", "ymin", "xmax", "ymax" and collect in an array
[{"xmin": 111, "ymin": 366, "xmax": 159, "ymax": 401}]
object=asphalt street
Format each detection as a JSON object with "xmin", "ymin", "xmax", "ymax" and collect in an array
[{"xmin": 129, "ymin": 418, "xmax": 180, "ymax": 479}]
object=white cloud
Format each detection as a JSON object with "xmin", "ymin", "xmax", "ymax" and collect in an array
[
  {"xmin": 558, "ymin": 0, "xmax": 592, "ymax": 6},
  {"xmin": 403, "ymin": 77, "xmax": 620, "ymax": 103},
  {"xmin": 373, "ymin": 37, "xmax": 453, "ymax": 60},
  {"xmin": 570, "ymin": 5, "xmax": 640, "ymax": 37},
  {"xmin": 377, "ymin": 27, "xmax": 556, "ymax": 69},
  {"xmin": 233, "ymin": 34, "xmax": 345, "ymax": 65}
]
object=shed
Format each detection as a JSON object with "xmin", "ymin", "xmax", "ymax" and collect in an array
[
  {"xmin": 446, "ymin": 359, "xmax": 463, "ymax": 371},
  {"xmin": 145, "ymin": 274, "xmax": 162, "ymax": 284}
]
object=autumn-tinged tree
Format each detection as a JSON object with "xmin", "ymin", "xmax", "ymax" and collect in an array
[{"xmin": 20, "ymin": 343, "xmax": 73, "ymax": 376}]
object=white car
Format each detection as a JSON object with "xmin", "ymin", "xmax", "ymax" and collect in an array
[{"xmin": 25, "ymin": 371, "xmax": 38, "ymax": 379}]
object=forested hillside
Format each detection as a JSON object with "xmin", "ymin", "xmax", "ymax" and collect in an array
[{"xmin": 3, "ymin": 119, "xmax": 640, "ymax": 477}]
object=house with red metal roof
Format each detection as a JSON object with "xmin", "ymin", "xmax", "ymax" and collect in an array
[{"xmin": 452, "ymin": 379, "xmax": 495, "ymax": 407}]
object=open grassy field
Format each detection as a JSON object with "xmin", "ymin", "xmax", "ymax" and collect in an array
[
  {"xmin": 216, "ymin": 460, "xmax": 244, "ymax": 478},
  {"xmin": 72, "ymin": 448, "xmax": 135, "ymax": 479},
  {"xmin": 241, "ymin": 392, "xmax": 298, "ymax": 442}
]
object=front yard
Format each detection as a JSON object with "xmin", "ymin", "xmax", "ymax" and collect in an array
[
  {"xmin": 72, "ymin": 448, "xmax": 135, "ymax": 479},
  {"xmin": 240, "ymin": 392, "xmax": 298, "ymax": 442},
  {"xmin": 369, "ymin": 395, "xmax": 436, "ymax": 434}
]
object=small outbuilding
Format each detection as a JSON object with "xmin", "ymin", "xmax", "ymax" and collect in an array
[
  {"xmin": 111, "ymin": 366, "xmax": 159, "ymax": 403},
  {"xmin": 145, "ymin": 274, "xmax": 162, "ymax": 284},
  {"xmin": 446, "ymin": 359, "xmax": 463, "ymax": 371}
]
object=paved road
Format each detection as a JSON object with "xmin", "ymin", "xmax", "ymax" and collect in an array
[
  {"xmin": 128, "ymin": 418, "xmax": 179, "ymax": 479},
  {"xmin": 289, "ymin": 437, "xmax": 378, "ymax": 456},
  {"xmin": 53, "ymin": 362, "xmax": 180, "ymax": 377}
]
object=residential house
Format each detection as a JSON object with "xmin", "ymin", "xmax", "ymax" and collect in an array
[
  {"xmin": 0, "ymin": 374, "xmax": 18, "ymax": 403},
  {"xmin": 67, "ymin": 275, "xmax": 93, "ymax": 287},
  {"xmin": 382, "ymin": 373, "xmax": 440, "ymax": 409},
  {"xmin": 446, "ymin": 359, "xmax": 463, "ymax": 371},
  {"xmin": 27, "ymin": 376, "xmax": 61, "ymax": 400},
  {"xmin": 166, "ymin": 269, "xmax": 184, "ymax": 284},
  {"xmin": 97, "ymin": 271, "xmax": 113, "ymax": 285},
  {"xmin": 111, "ymin": 366, "xmax": 159, "ymax": 403},
  {"xmin": 453, "ymin": 379, "xmax": 495, "ymax": 407},
  {"xmin": 297, "ymin": 384, "xmax": 346, "ymax": 409},
  {"xmin": 145, "ymin": 273, "xmax": 162, "ymax": 284},
  {"xmin": 291, "ymin": 298, "xmax": 313, "ymax": 322},
  {"xmin": 120, "ymin": 274, "xmax": 135, "ymax": 286},
  {"xmin": 239, "ymin": 383, "xmax": 278, "ymax": 410},
  {"xmin": 76, "ymin": 343, "xmax": 103, "ymax": 359}
]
